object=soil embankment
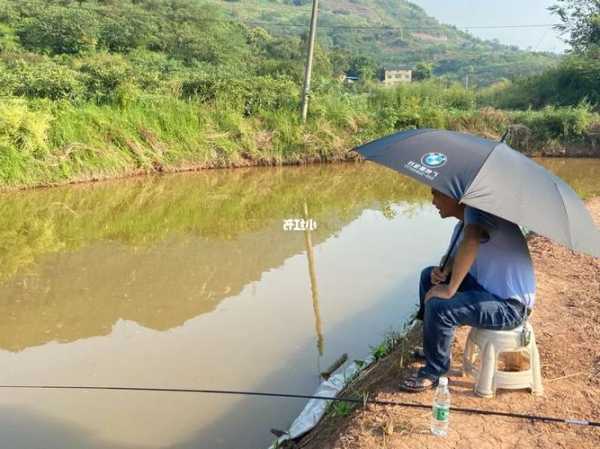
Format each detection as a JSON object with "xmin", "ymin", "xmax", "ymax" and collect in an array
[{"xmin": 296, "ymin": 198, "xmax": 600, "ymax": 449}]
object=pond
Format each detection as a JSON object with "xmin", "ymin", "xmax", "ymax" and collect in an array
[{"xmin": 0, "ymin": 158, "xmax": 598, "ymax": 449}]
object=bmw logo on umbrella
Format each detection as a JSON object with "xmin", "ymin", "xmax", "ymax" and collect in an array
[{"xmin": 421, "ymin": 152, "xmax": 447, "ymax": 168}]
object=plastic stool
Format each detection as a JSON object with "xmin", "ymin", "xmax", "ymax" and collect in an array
[{"xmin": 462, "ymin": 322, "xmax": 543, "ymax": 397}]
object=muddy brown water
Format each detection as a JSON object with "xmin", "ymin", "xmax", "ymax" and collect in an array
[{"xmin": 0, "ymin": 159, "xmax": 597, "ymax": 449}]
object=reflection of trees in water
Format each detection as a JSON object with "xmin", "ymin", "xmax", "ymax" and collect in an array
[
  {"xmin": 2, "ymin": 160, "xmax": 594, "ymax": 352},
  {"xmin": 0, "ymin": 163, "xmax": 429, "ymax": 282},
  {"xmin": 0, "ymin": 163, "xmax": 430, "ymax": 352},
  {"xmin": 0, "ymin": 225, "xmax": 323, "ymax": 352}
]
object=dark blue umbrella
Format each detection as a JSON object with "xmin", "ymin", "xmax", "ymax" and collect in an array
[{"xmin": 355, "ymin": 128, "xmax": 600, "ymax": 257}]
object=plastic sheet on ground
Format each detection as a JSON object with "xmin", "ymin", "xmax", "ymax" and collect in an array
[{"xmin": 268, "ymin": 320, "xmax": 417, "ymax": 448}]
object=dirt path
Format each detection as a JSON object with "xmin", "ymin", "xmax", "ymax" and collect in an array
[{"xmin": 297, "ymin": 198, "xmax": 600, "ymax": 449}]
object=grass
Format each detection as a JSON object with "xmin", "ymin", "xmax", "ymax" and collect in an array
[
  {"xmin": 1, "ymin": 80, "xmax": 599, "ymax": 189},
  {"xmin": 330, "ymin": 401, "xmax": 356, "ymax": 417},
  {"xmin": 318, "ymin": 320, "xmax": 420, "ymax": 428}
]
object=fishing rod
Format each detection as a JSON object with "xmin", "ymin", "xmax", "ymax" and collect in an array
[{"xmin": 0, "ymin": 385, "xmax": 597, "ymax": 428}]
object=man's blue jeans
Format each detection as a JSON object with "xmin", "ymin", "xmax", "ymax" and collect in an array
[{"xmin": 417, "ymin": 266, "xmax": 527, "ymax": 380}]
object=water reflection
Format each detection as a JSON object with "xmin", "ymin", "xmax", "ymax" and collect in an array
[
  {"xmin": 303, "ymin": 202, "xmax": 324, "ymax": 357},
  {"xmin": 0, "ymin": 159, "xmax": 596, "ymax": 449},
  {"xmin": 536, "ymin": 158, "xmax": 600, "ymax": 199},
  {"xmin": 0, "ymin": 164, "xmax": 430, "ymax": 352}
]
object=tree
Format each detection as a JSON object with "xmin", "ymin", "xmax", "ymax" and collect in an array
[
  {"xmin": 17, "ymin": 7, "xmax": 98, "ymax": 54},
  {"xmin": 549, "ymin": 0, "xmax": 600, "ymax": 54},
  {"xmin": 329, "ymin": 49, "xmax": 351, "ymax": 78},
  {"xmin": 347, "ymin": 55, "xmax": 377, "ymax": 81},
  {"xmin": 0, "ymin": 0, "xmax": 18, "ymax": 22},
  {"xmin": 98, "ymin": 10, "xmax": 156, "ymax": 53},
  {"xmin": 413, "ymin": 62, "xmax": 433, "ymax": 81},
  {"xmin": 10, "ymin": 59, "xmax": 85, "ymax": 101}
]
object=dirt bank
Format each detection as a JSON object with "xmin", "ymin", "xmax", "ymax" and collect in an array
[{"xmin": 295, "ymin": 198, "xmax": 600, "ymax": 449}]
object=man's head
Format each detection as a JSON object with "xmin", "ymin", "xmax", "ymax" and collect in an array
[{"xmin": 431, "ymin": 188, "xmax": 464, "ymax": 219}]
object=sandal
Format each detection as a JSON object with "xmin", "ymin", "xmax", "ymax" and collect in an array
[{"xmin": 398, "ymin": 371, "xmax": 439, "ymax": 393}]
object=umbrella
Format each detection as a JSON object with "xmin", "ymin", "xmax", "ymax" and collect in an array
[{"xmin": 355, "ymin": 128, "xmax": 600, "ymax": 258}]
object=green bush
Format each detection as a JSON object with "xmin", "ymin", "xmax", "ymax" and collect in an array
[
  {"xmin": 0, "ymin": 0, "xmax": 17, "ymax": 22},
  {"xmin": 0, "ymin": 22, "xmax": 18, "ymax": 51},
  {"xmin": 77, "ymin": 54, "xmax": 136, "ymax": 104},
  {"xmin": 511, "ymin": 105, "xmax": 595, "ymax": 141},
  {"xmin": 0, "ymin": 100, "xmax": 51, "ymax": 158},
  {"xmin": 5, "ymin": 60, "xmax": 85, "ymax": 101},
  {"xmin": 478, "ymin": 56, "xmax": 600, "ymax": 111},
  {"xmin": 17, "ymin": 7, "xmax": 99, "ymax": 55},
  {"xmin": 98, "ymin": 9, "xmax": 157, "ymax": 53},
  {"xmin": 181, "ymin": 74, "xmax": 299, "ymax": 115},
  {"xmin": 167, "ymin": 20, "xmax": 249, "ymax": 66}
]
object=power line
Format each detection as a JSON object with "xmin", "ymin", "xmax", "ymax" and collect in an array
[
  {"xmin": 244, "ymin": 22, "xmax": 559, "ymax": 32},
  {"xmin": 461, "ymin": 24, "xmax": 557, "ymax": 30},
  {"xmin": 179, "ymin": 15, "xmax": 559, "ymax": 31}
]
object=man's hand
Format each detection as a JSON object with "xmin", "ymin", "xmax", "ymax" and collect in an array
[
  {"xmin": 431, "ymin": 266, "xmax": 449, "ymax": 285},
  {"xmin": 425, "ymin": 284, "xmax": 455, "ymax": 302}
]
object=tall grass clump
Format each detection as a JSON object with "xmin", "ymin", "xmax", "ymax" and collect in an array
[
  {"xmin": 510, "ymin": 104, "xmax": 597, "ymax": 142},
  {"xmin": 1, "ymin": 77, "xmax": 598, "ymax": 189},
  {"xmin": 361, "ymin": 80, "xmax": 477, "ymax": 134},
  {"xmin": 0, "ymin": 100, "xmax": 52, "ymax": 185}
]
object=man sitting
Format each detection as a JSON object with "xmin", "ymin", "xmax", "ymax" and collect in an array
[{"xmin": 399, "ymin": 189, "xmax": 535, "ymax": 392}]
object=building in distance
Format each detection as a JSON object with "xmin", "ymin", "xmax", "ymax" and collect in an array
[{"xmin": 380, "ymin": 67, "xmax": 413, "ymax": 85}]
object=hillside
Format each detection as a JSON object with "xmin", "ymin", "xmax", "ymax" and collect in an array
[
  {"xmin": 0, "ymin": 0, "xmax": 595, "ymax": 190},
  {"xmin": 217, "ymin": 0, "xmax": 559, "ymax": 85},
  {"xmin": 0, "ymin": 0, "xmax": 557, "ymax": 87}
]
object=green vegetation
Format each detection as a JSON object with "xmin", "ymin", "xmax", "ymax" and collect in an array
[
  {"xmin": 478, "ymin": 54, "xmax": 600, "ymax": 110},
  {"xmin": 330, "ymin": 401, "xmax": 355, "ymax": 417},
  {"xmin": 549, "ymin": 0, "xmax": 599, "ymax": 54},
  {"xmin": 479, "ymin": 0, "xmax": 600, "ymax": 111},
  {"xmin": 368, "ymin": 325, "xmax": 412, "ymax": 362},
  {"xmin": 0, "ymin": 0, "xmax": 598, "ymax": 189},
  {"xmin": 215, "ymin": 0, "xmax": 559, "ymax": 85},
  {"xmin": 2, "ymin": 79, "xmax": 597, "ymax": 189}
]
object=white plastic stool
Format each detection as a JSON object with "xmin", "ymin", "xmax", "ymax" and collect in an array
[{"xmin": 462, "ymin": 322, "xmax": 543, "ymax": 397}]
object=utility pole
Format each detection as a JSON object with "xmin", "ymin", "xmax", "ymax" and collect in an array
[
  {"xmin": 301, "ymin": 0, "xmax": 320, "ymax": 123},
  {"xmin": 465, "ymin": 73, "xmax": 469, "ymax": 90}
]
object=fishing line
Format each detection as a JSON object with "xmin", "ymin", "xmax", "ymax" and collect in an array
[{"xmin": 0, "ymin": 385, "xmax": 597, "ymax": 428}]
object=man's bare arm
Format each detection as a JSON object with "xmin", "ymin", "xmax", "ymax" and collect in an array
[{"xmin": 447, "ymin": 224, "xmax": 483, "ymax": 295}]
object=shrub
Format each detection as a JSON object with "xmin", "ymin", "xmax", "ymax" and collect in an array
[
  {"xmin": 0, "ymin": 100, "xmax": 51, "ymax": 155},
  {"xmin": 98, "ymin": 10, "xmax": 157, "ymax": 53},
  {"xmin": 0, "ymin": 22, "xmax": 18, "ymax": 52},
  {"xmin": 478, "ymin": 56, "xmax": 600, "ymax": 111},
  {"xmin": 6, "ymin": 59, "xmax": 85, "ymax": 101},
  {"xmin": 511, "ymin": 105, "xmax": 595, "ymax": 141},
  {"xmin": 77, "ymin": 53, "xmax": 136, "ymax": 104},
  {"xmin": 181, "ymin": 74, "xmax": 299, "ymax": 115},
  {"xmin": 17, "ymin": 7, "xmax": 99, "ymax": 55}
]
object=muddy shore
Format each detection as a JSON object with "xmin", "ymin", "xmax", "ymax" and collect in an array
[{"xmin": 293, "ymin": 198, "xmax": 600, "ymax": 449}]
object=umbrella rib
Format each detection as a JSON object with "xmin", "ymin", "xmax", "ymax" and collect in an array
[
  {"xmin": 460, "ymin": 142, "xmax": 502, "ymax": 203},
  {"xmin": 552, "ymin": 179, "xmax": 574, "ymax": 249}
]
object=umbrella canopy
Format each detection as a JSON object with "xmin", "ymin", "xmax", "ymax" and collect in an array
[{"xmin": 355, "ymin": 128, "xmax": 600, "ymax": 258}]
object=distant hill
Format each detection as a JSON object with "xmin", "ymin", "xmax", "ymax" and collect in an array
[
  {"xmin": 217, "ymin": 0, "xmax": 559, "ymax": 85},
  {"xmin": 0, "ymin": 0, "xmax": 558, "ymax": 86}
]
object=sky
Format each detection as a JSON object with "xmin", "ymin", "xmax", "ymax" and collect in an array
[{"xmin": 409, "ymin": 0, "xmax": 568, "ymax": 53}]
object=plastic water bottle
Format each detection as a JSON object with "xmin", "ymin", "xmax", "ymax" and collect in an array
[{"xmin": 431, "ymin": 376, "xmax": 450, "ymax": 436}]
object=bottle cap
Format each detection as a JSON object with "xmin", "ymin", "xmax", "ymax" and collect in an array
[{"xmin": 439, "ymin": 376, "xmax": 448, "ymax": 386}]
